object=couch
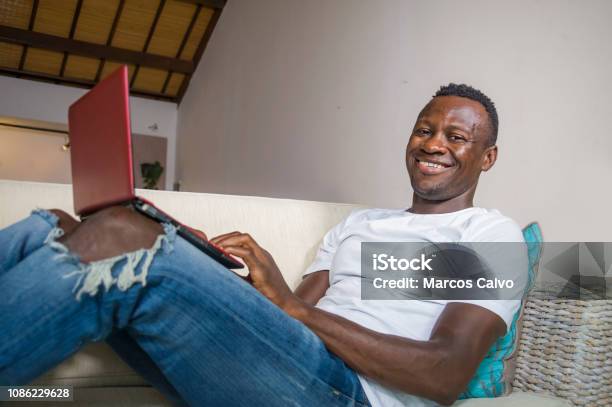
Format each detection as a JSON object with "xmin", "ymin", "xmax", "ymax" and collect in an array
[{"xmin": 0, "ymin": 180, "xmax": 572, "ymax": 406}]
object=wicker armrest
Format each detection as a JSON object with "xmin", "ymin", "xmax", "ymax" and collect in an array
[{"xmin": 513, "ymin": 297, "xmax": 612, "ymax": 406}]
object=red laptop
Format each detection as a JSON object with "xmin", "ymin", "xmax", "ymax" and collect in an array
[{"xmin": 68, "ymin": 65, "xmax": 243, "ymax": 269}]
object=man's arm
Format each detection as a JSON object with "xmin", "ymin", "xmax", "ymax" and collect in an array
[
  {"xmin": 293, "ymin": 270, "xmax": 330, "ymax": 306},
  {"xmin": 212, "ymin": 233, "xmax": 505, "ymax": 406},
  {"xmin": 288, "ymin": 300, "xmax": 504, "ymax": 405},
  {"xmin": 290, "ymin": 271, "xmax": 504, "ymax": 403}
]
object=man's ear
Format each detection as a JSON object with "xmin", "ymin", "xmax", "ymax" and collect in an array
[{"xmin": 481, "ymin": 145, "xmax": 497, "ymax": 172}]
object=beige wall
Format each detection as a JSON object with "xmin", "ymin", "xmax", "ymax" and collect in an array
[
  {"xmin": 0, "ymin": 123, "xmax": 167, "ymax": 190},
  {"xmin": 177, "ymin": 0, "xmax": 612, "ymax": 241},
  {"xmin": 0, "ymin": 126, "xmax": 71, "ymax": 184},
  {"xmin": 0, "ymin": 76, "xmax": 178, "ymax": 190}
]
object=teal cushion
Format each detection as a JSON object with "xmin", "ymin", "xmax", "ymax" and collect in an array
[{"xmin": 458, "ymin": 222, "xmax": 543, "ymax": 399}]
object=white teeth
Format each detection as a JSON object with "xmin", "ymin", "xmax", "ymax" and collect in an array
[{"xmin": 422, "ymin": 161, "xmax": 443, "ymax": 169}]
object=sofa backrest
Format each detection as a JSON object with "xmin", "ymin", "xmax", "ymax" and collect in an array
[{"xmin": 0, "ymin": 180, "xmax": 363, "ymax": 288}]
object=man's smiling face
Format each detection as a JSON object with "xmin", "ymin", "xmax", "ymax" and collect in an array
[{"xmin": 406, "ymin": 95, "xmax": 497, "ymax": 202}]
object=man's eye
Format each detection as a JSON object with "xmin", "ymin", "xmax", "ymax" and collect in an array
[
  {"xmin": 416, "ymin": 129, "xmax": 431, "ymax": 136},
  {"xmin": 449, "ymin": 134, "xmax": 466, "ymax": 142}
]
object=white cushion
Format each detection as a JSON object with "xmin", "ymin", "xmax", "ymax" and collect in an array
[{"xmin": 0, "ymin": 180, "xmax": 362, "ymax": 288}]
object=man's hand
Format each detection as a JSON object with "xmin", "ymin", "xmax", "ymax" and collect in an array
[{"xmin": 210, "ymin": 232, "xmax": 299, "ymax": 310}]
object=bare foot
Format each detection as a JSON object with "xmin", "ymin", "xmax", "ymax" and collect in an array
[
  {"xmin": 49, "ymin": 209, "xmax": 80, "ymax": 236},
  {"xmin": 58, "ymin": 206, "xmax": 163, "ymax": 263}
]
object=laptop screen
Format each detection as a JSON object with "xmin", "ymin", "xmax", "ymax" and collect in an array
[{"xmin": 68, "ymin": 66, "xmax": 135, "ymax": 216}]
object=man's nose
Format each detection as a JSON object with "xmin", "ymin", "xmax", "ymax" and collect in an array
[{"xmin": 421, "ymin": 132, "xmax": 447, "ymax": 154}]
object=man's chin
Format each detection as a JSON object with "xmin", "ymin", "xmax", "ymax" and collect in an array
[{"xmin": 411, "ymin": 182, "xmax": 451, "ymax": 201}]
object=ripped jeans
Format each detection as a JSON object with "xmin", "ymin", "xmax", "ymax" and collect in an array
[{"xmin": 0, "ymin": 210, "xmax": 370, "ymax": 407}]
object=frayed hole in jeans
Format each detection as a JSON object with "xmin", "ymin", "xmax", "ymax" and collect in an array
[{"xmin": 44, "ymin": 222, "xmax": 176, "ymax": 301}]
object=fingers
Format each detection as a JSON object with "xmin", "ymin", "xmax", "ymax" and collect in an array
[
  {"xmin": 212, "ymin": 232, "xmax": 272, "ymax": 266},
  {"xmin": 222, "ymin": 245, "xmax": 260, "ymax": 270},
  {"xmin": 212, "ymin": 232, "xmax": 260, "ymax": 251},
  {"xmin": 210, "ymin": 231, "xmax": 242, "ymax": 244}
]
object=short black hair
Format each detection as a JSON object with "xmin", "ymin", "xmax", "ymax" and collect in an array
[{"xmin": 434, "ymin": 83, "xmax": 498, "ymax": 145}]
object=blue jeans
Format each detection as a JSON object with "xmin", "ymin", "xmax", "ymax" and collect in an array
[{"xmin": 0, "ymin": 210, "xmax": 369, "ymax": 407}]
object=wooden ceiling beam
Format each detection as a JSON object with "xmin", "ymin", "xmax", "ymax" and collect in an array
[
  {"xmin": 0, "ymin": 25, "xmax": 194, "ymax": 74},
  {"xmin": 17, "ymin": 0, "xmax": 39, "ymax": 71},
  {"xmin": 59, "ymin": 0, "xmax": 84, "ymax": 78},
  {"xmin": 0, "ymin": 67, "xmax": 177, "ymax": 102},
  {"xmin": 131, "ymin": 0, "xmax": 167, "ymax": 87},
  {"xmin": 162, "ymin": 3, "xmax": 202, "ymax": 94},
  {"xmin": 94, "ymin": 0, "xmax": 125, "ymax": 82},
  {"xmin": 176, "ymin": 0, "xmax": 226, "ymax": 10},
  {"xmin": 176, "ymin": 7, "xmax": 222, "ymax": 103}
]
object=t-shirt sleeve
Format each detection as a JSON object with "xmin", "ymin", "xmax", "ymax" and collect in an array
[
  {"xmin": 446, "ymin": 300, "xmax": 521, "ymax": 333},
  {"xmin": 447, "ymin": 214, "xmax": 527, "ymax": 332},
  {"xmin": 303, "ymin": 210, "xmax": 360, "ymax": 276}
]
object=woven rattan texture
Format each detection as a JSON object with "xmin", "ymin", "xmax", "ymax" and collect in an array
[{"xmin": 513, "ymin": 297, "xmax": 612, "ymax": 406}]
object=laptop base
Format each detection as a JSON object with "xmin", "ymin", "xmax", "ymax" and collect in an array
[{"xmin": 132, "ymin": 198, "xmax": 244, "ymax": 269}]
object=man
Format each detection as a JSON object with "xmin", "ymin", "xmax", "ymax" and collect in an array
[{"xmin": 0, "ymin": 84, "xmax": 526, "ymax": 406}]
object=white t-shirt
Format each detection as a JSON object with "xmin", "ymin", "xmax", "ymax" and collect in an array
[{"xmin": 304, "ymin": 207, "xmax": 528, "ymax": 407}]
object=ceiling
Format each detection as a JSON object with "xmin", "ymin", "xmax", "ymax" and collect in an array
[{"xmin": 0, "ymin": 0, "xmax": 225, "ymax": 103}]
